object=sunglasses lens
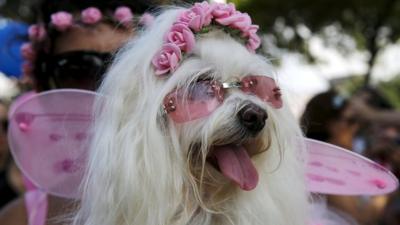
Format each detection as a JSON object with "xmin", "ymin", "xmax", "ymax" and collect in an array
[
  {"xmin": 241, "ymin": 76, "xmax": 282, "ymax": 108},
  {"xmin": 50, "ymin": 52, "xmax": 111, "ymax": 90},
  {"xmin": 164, "ymin": 80, "xmax": 224, "ymax": 123}
]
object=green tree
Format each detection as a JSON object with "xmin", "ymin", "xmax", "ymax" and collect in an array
[
  {"xmin": 0, "ymin": 0, "xmax": 38, "ymax": 22},
  {"xmin": 379, "ymin": 75, "xmax": 400, "ymax": 109},
  {"xmin": 233, "ymin": 0, "xmax": 400, "ymax": 85}
]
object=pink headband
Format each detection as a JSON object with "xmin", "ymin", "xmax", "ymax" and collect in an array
[
  {"xmin": 151, "ymin": 1, "xmax": 261, "ymax": 76},
  {"xmin": 50, "ymin": 6, "xmax": 135, "ymax": 31},
  {"xmin": 21, "ymin": 7, "xmax": 154, "ymax": 80}
]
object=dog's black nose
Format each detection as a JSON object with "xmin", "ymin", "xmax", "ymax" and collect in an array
[{"xmin": 238, "ymin": 103, "xmax": 267, "ymax": 134}]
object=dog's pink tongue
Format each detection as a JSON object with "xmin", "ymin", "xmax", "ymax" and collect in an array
[{"xmin": 213, "ymin": 145, "xmax": 259, "ymax": 191}]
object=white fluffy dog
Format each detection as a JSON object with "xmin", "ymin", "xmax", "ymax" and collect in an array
[{"xmin": 73, "ymin": 3, "xmax": 309, "ymax": 225}]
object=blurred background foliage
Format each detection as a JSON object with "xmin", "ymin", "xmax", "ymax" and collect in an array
[
  {"xmin": 0, "ymin": 0, "xmax": 38, "ymax": 22},
  {"xmin": 232, "ymin": 0, "xmax": 400, "ymax": 83},
  {"xmin": 378, "ymin": 76, "xmax": 400, "ymax": 109},
  {"xmin": 331, "ymin": 75, "xmax": 400, "ymax": 109},
  {"xmin": 232, "ymin": 0, "xmax": 400, "ymax": 108}
]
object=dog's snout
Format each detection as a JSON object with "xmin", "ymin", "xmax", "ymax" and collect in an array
[{"xmin": 238, "ymin": 103, "xmax": 267, "ymax": 133}]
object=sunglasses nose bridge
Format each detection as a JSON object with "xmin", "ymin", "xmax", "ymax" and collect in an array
[
  {"xmin": 222, "ymin": 80, "xmax": 242, "ymax": 89},
  {"xmin": 210, "ymin": 80, "xmax": 225, "ymax": 102}
]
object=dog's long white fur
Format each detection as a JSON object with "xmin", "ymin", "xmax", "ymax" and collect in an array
[{"xmin": 72, "ymin": 7, "xmax": 310, "ymax": 225}]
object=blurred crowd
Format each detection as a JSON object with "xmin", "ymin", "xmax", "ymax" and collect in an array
[
  {"xmin": 301, "ymin": 87, "xmax": 400, "ymax": 225},
  {"xmin": 3, "ymin": 77, "xmax": 400, "ymax": 225},
  {"xmin": 0, "ymin": 0, "xmax": 399, "ymax": 225}
]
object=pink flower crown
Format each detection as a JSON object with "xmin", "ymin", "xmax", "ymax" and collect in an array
[
  {"xmin": 49, "ymin": 6, "xmax": 145, "ymax": 31},
  {"xmin": 152, "ymin": 1, "xmax": 261, "ymax": 76},
  {"xmin": 27, "ymin": 7, "xmax": 154, "ymax": 42},
  {"xmin": 21, "ymin": 7, "xmax": 154, "ymax": 80}
]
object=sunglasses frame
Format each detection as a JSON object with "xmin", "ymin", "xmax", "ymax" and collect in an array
[
  {"xmin": 163, "ymin": 75, "xmax": 282, "ymax": 123},
  {"xmin": 42, "ymin": 50, "xmax": 112, "ymax": 89}
]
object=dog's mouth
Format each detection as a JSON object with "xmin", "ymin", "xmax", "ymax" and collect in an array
[{"xmin": 207, "ymin": 144, "xmax": 259, "ymax": 191}]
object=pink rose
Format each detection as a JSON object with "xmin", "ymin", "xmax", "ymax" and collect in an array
[
  {"xmin": 114, "ymin": 6, "xmax": 133, "ymax": 27},
  {"xmin": 22, "ymin": 62, "xmax": 34, "ymax": 76},
  {"xmin": 178, "ymin": 2, "xmax": 213, "ymax": 32},
  {"xmin": 246, "ymin": 33, "xmax": 261, "ymax": 52},
  {"xmin": 241, "ymin": 24, "xmax": 261, "ymax": 52},
  {"xmin": 139, "ymin": 13, "xmax": 155, "ymax": 27},
  {"xmin": 152, "ymin": 43, "xmax": 182, "ymax": 76},
  {"xmin": 242, "ymin": 24, "xmax": 259, "ymax": 38},
  {"xmin": 81, "ymin": 7, "xmax": 102, "ymax": 24},
  {"xmin": 20, "ymin": 43, "xmax": 36, "ymax": 61},
  {"xmin": 28, "ymin": 24, "xmax": 46, "ymax": 41},
  {"xmin": 165, "ymin": 23, "xmax": 195, "ymax": 52},
  {"xmin": 51, "ymin": 11, "xmax": 73, "ymax": 31},
  {"xmin": 193, "ymin": 2, "xmax": 213, "ymax": 26},
  {"xmin": 211, "ymin": 3, "xmax": 236, "ymax": 19},
  {"xmin": 215, "ymin": 12, "xmax": 252, "ymax": 31}
]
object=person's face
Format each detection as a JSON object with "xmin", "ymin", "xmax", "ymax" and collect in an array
[
  {"xmin": 54, "ymin": 23, "xmax": 131, "ymax": 54},
  {"xmin": 328, "ymin": 106, "xmax": 360, "ymax": 149},
  {"xmin": 49, "ymin": 23, "xmax": 132, "ymax": 90},
  {"xmin": 368, "ymin": 125, "xmax": 400, "ymax": 171}
]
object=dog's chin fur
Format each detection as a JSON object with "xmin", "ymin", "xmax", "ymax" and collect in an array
[{"xmin": 72, "ymin": 7, "xmax": 310, "ymax": 225}]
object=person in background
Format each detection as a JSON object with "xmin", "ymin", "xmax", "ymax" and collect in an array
[
  {"xmin": 0, "ymin": 100, "xmax": 9, "ymax": 174},
  {"xmin": 350, "ymin": 87, "xmax": 400, "ymax": 127},
  {"xmin": 0, "ymin": 99, "xmax": 21, "ymax": 208},
  {"xmin": 301, "ymin": 89, "xmax": 392, "ymax": 225},
  {"xmin": 349, "ymin": 87, "xmax": 400, "ymax": 225},
  {"xmin": 0, "ymin": 0, "xmax": 155, "ymax": 224},
  {"xmin": 300, "ymin": 90, "xmax": 359, "ymax": 149}
]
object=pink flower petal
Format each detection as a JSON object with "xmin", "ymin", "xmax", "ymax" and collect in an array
[
  {"xmin": 155, "ymin": 67, "xmax": 171, "ymax": 75},
  {"xmin": 51, "ymin": 11, "xmax": 73, "ymax": 31},
  {"xmin": 242, "ymin": 24, "xmax": 259, "ymax": 37},
  {"xmin": 215, "ymin": 12, "xmax": 251, "ymax": 31},
  {"xmin": 182, "ymin": 29, "xmax": 195, "ymax": 52},
  {"xmin": 114, "ymin": 6, "xmax": 133, "ymax": 27},
  {"xmin": 139, "ymin": 13, "xmax": 154, "ymax": 27},
  {"xmin": 167, "ymin": 23, "xmax": 196, "ymax": 52},
  {"xmin": 152, "ymin": 43, "xmax": 182, "ymax": 76},
  {"xmin": 247, "ymin": 34, "xmax": 261, "ymax": 52},
  {"xmin": 211, "ymin": 3, "xmax": 236, "ymax": 18},
  {"xmin": 81, "ymin": 7, "xmax": 102, "ymax": 24},
  {"xmin": 28, "ymin": 24, "xmax": 46, "ymax": 41},
  {"xmin": 20, "ymin": 43, "xmax": 36, "ymax": 60},
  {"xmin": 169, "ymin": 52, "xmax": 179, "ymax": 72},
  {"xmin": 188, "ymin": 16, "xmax": 203, "ymax": 32}
]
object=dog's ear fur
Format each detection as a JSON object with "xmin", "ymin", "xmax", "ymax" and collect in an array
[{"xmin": 74, "ymin": 9, "xmax": 191, "ymax": 225}]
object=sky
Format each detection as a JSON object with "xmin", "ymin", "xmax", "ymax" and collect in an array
[
  {"xmin": 0, "ymin": 72, "xmax": 18, "ymax": 99},
  {"xmin": 277, "ymin": 37, "xmax": 400, "ymax": 116}
]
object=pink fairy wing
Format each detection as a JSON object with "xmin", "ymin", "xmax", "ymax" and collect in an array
[
  {"xmin": 8, "ymin": 89, "xmax": 99, "ymax": 199},
  {"xmin": 305, "ymin": 138, "xmax": 398, "ymax": 195},
  {"xmin": 8, "ymin": 91, "xmax": 36, "ymax": 118},
  {"xmin": 8, "ymin": 89, "xmax": 398, "ymax": 198}
]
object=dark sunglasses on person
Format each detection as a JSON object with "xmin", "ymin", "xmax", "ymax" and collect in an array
[
  {"xmin": 1, "ymin": 119, "xmax": 8, "ymax": 134},
  {"xmin": 44, "ymin": 51, "xmax": 112, "ymax": 90}
]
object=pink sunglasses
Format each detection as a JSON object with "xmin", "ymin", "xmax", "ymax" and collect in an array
[{"xmin": 163, "ymin": 75, "xmax": 282, "ymax": 123}]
